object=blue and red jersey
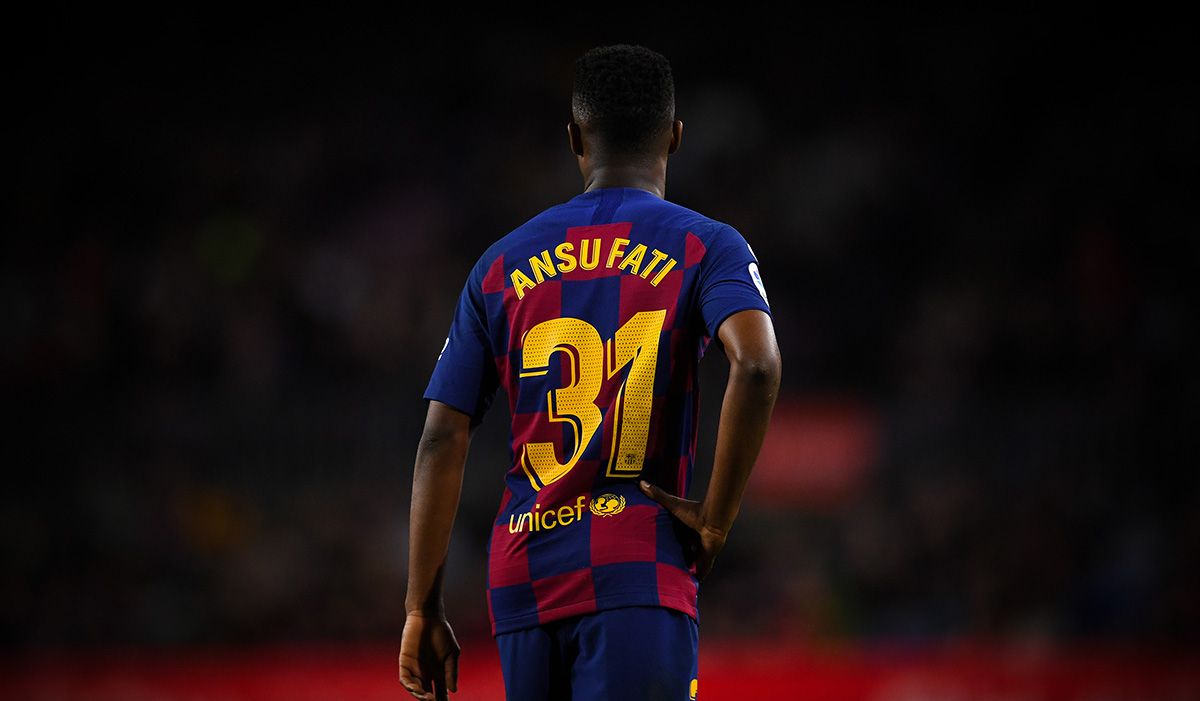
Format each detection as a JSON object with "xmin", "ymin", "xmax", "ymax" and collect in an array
[{"xmin": 424, "ymin": 187, "xmax": 771, "ymax": 635}]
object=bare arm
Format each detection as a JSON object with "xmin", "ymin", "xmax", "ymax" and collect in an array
[
  {"xmin": 399, "ymin": 400, "xmax": 473, "ymax": 700},
  {"xmin": 405, "ymin": 400, "xmax": 472, "ymax": 614},
  {"xmin": 640, "ymin": 308, "xmax": 781, "ymax": 578}
]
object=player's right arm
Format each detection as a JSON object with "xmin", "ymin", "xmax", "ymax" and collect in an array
[
  {"xmin": 401, "ymin": 261, "xmax": 497, "ymax": 699},
  {"xmin": 399, "ymin": 400, "xmax": 472, "ymax": 701}
]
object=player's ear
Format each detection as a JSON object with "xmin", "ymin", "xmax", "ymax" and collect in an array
[
  {"xmin": 568, "ymin": 122, "xmax": 585, "ymax": 157},
  {"xmin": 668, "ymin": 119, "xmax": 683, "ymax": 155}
]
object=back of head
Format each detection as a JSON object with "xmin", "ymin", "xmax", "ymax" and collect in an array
[{"xmin": 572, "ymin": 45, "xmax": 675, "ymax": 158}]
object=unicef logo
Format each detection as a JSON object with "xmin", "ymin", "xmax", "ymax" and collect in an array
[{"xmin": 589, "ymin": 494, "xmax": 626, "ymax": 517}]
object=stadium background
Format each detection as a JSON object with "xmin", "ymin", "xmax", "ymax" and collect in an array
[{"xmin": 5, "ymin": 12, "xmax": 1197, "ymax": 700}]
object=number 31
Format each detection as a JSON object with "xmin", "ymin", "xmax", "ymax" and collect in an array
[{"xmin": 518, "ymin": 309, "xmax": 665, "ymax": 490}]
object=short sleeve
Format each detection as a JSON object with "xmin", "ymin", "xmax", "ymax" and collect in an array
[
  {"xmin": 423, "ymin": 265, "xmax": 499, "ymax": 422},
  {"xmin": 697, "ymin": 224, "xmax": 773, "ymax": 338}
]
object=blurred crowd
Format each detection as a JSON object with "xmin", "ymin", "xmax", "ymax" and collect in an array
[{"xmin": 4, "ymin": 18, "xmax": 1195, "ymax": 647}]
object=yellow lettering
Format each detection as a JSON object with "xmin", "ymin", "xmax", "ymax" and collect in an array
[
  {"xmin": 579, "ymin": 238, "xmax": 601, "ymax": 270},
  {"xmin": 555, "ymin": 242, "xmax": 577, "ymax": 273},
  {"xmin": 650, "ymin": 257, "xmax": 677, "ymax": 286},
  {"xmin": 507, "ymin": 499, "xmax": 599, "ymax": 534},
  {"xmin": 511, "ymin": 269, "xmax": 535, "ymax": 299},
  {"xmin": 529, "ymin": 250, "xmax": 557, "ymax": 284},
  {"xmin": 640, "ymin": 249, "xmax": 670, "ymax": 279},
  {"xmin": 606, "ymin": 238, "xmax": 629, "ymax": 268},
  {"xmin": 617, "ymin": 243, "xmax": 647, "ymax": 275}
]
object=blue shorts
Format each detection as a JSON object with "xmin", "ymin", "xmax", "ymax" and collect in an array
[{"xmin": 496, "ymin": 605, "xmax": 699, "ymax": 701}]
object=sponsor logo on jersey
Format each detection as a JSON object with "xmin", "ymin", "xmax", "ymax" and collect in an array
[
  {"xmin": 589, "ymin": 493, "xmax": 626, "ymax": 517},
  {"xmin": 505, "ymin": 493, "xmax": 630, "ymax": 533},
  {"xmin": 507, "ymin": 496, "xmax": 589, "ymax": 534}
]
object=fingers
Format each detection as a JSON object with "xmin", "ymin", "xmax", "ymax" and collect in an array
[
  {"xmin": 400, "ymin": 672, "xmax": 434, "ymax": 696},
  {"xmin": 399, "ymin": 662, "xmax": 433, "ymax": 701},
  {"xmin": 399, "ymin": 658, "xmax": 457, "ymax": 700},
  {"xmin": 641, "ymin": 480, "xmax": 706, "ymax": 534},
  {"xmin": 639, "ymin": 480, "xmax": 685, "ymax": 512},
  {"xmin": 638, "ymin": 479, "xmax": 665, "ymax": 502},
  {"xmin": 443, "ymin": 652, "xmax": 459, "ymax": 693}
]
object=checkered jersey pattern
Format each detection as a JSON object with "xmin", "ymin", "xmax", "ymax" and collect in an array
[{"xmin": 424, "ymin": 187, "xmax": 772, "ymax": 635}]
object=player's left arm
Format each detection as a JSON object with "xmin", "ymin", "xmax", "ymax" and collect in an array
[
  {"xmin": 399, "ymin": 400, "xmax": 473, "ymax": 701},
  {"xmin": 640, "ymin": 309, "xmax": 781, "ymax": 580}
]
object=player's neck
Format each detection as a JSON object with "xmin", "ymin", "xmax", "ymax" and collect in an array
[{"xmin": 582, "ymin": 160, "xmax": 667, "ymax": 199}]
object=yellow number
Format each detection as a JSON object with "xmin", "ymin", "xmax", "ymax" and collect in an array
[
  {"xmin": 605, "ymin": 310, "xmax": 665, "ymax": 477},
  {"xmin": 519, "ymin": 310, "xmax": 666, "ymax": 490},
  {"xmin": 519, "ymin": 318, "xmax": 603, "ymax": 489}
]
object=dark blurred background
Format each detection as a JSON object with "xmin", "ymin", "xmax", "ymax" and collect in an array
[{"xmin": 4, "ymin": 10, "xmax": 1197, "ymax": 696}]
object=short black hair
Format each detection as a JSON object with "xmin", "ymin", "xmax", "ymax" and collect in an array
[{"xmin": 572, "ymin": 44, "xmax": 675, "ymax": 155}]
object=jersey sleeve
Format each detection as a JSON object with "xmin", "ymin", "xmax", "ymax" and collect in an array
[
  {"xmin": 696, "ymin": 223, "xmax": 773, "ymax": 338},
  {"xmin": 423, "ymin": 263, "xmax": 499, "ymax": 422}
]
